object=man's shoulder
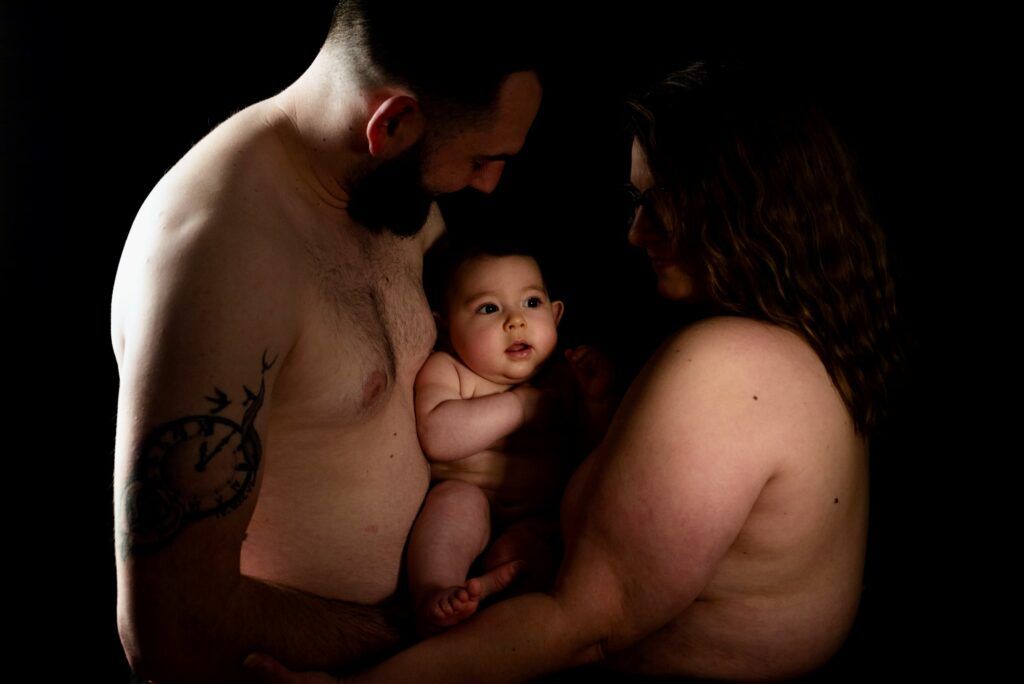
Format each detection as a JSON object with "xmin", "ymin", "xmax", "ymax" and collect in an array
[
  {"xmin": 111, "ymin": 108, "xmax": 308, "ymax": 362},
  {"xmin": 125, "ymin": 106, "xmax": 310, "ymax": 272},
  {"xmin": 138, "ymin": 102, "xmax": 296, "ymax": 227}
]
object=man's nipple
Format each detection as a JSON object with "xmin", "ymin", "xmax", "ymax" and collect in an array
[{"xmin": 362, "ymin": 370, "xmax": 388, "ymax": 406}]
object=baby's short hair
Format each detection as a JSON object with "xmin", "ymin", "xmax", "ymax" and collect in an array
[{"xmin": 424, "ymin": 232, "xmax": 551, "ymax": 319}]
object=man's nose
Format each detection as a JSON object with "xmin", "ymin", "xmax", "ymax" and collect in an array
[{"xmin": 468, "ymin": 162, "xmax": 505, "ymax": 194}]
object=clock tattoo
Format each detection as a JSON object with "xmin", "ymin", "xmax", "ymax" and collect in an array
[{"xmin": 119, "ymin": 349, "xmax": 277, "ymax": 559}]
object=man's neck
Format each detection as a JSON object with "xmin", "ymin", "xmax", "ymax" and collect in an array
[{"xmin": 269, "ymin": 49, "xmax": 378, "ymax": 209}]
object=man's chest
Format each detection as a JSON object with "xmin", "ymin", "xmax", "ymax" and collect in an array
[{"xmin": 271, "ymin": 235, "xmax": 438, "ymax": 426}]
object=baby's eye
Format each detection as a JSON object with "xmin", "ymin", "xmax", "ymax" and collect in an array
[
  {"xmin": 526, "ymin": 296, "xmax": 544, "ymax": 308},
  {"xmin": 476, "ymin": 303, "xmax": 499, "ymax": 314}
]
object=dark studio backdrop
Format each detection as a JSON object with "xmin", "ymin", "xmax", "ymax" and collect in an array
[{"xmin": 3, "ymin": 2, "xmax": 997, "ymax": 680}]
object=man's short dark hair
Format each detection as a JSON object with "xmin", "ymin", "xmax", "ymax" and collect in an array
[{"xmin": 326, "ymin": 1, "xmax": 546, "ymax": 130}]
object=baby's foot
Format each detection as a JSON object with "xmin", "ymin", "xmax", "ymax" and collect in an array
[
  {"xmin": 416, "ymin": 560, "xmax": 525, "ymax": 635},
  {"xmin": 418, "ymin": 583, "xmax": 483, "ymax": 634}
]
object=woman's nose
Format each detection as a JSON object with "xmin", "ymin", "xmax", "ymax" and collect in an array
[{"xmin": 628, "ymin": 206, "xmax": 660, "ymax": 247}]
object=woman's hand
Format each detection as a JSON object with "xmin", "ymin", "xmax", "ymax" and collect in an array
[
  {"xmin": 564, "ymin": 345, "xmax": 615, "ymax": 402},
  {"xmin": 242, "ymin": 653, "xmax": 345, "ymax": 684},
  {"xmin": 563, "ymin": 345, "xmax": 618, "ymax": 452}
]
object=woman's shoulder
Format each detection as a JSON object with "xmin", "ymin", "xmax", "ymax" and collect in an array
[
  {"xmin": 666, "ymin": 316, "xmax": 819, "ymax": 369},
  {"xmin": 659, "ymin": 316, "xmax": 835, "ymax": 408},
  {"xmin": 644, "ymin": 316, "xmax": 856, "ymax": 453}
]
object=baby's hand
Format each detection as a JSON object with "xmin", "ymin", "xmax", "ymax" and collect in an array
[
  {"xmin": 511, "ymin": 383, "xmax": 565, "ymax": 429},
  {"xmin": 564, "ymin": 345, "xmax": 615, "ymax": 402}
]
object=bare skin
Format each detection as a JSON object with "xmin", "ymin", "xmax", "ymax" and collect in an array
[
  {"xmin": 243, "ymin": 316, "xmax": 869, "ymax": 683},
  {"xmin": 111, "ymin": 44, "xmax": 541, "ymax": 683},
  {"xmin": 408, "ymin": 255, "xmax": 572, "ymax": 632},
  {"xmin": 241, "ymin": 142, "xmax": 869, "ymax": 684}
]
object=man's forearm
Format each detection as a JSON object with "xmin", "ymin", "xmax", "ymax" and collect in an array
[
  {"xmin": 129, "ymin": 574, "xmax": 408, "ymax": 684},
  {"xmin": 238, "ymin": 575, "xmax": 408, "ymax": 673}
]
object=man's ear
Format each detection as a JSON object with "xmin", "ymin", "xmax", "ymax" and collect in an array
[
  {"xmin": 366, "ymin": 93, "xmax": 425, "ymax": 158},
  {"xmin": 551, "ymin": 300, "xmax": 565, "ymax": 327}
]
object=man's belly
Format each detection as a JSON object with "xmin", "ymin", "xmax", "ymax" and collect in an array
[{"xmin": 238, "ymin": 407, "xmax": 431, "ymax": 605}]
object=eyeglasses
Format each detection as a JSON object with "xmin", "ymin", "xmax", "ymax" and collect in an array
[{"xmin": 622, "ymin": 183, "xmax": 670, "ymax": 231}]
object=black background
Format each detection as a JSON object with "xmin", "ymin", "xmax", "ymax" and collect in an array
[{"xmin": 3, "ymin": 2, "xmax": 1000, "ymax": 681}]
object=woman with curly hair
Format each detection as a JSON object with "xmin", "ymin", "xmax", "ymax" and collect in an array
[{"xmin": 245, "ymin": 62, "xmax": 904, "ymax": 683}]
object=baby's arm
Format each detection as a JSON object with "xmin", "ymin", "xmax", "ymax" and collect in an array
[{"xmin": 415, "ymin": 352, "xmax": 551, "ymax": 461}]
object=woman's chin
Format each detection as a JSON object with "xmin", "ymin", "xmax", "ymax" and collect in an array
[
  {"xmin": 655, "ymin": 270, "xmax": 699, "ymax": 301},
  {"xmin": 657, "ymin": 282, "xmax": 694, "ymax": 301}
]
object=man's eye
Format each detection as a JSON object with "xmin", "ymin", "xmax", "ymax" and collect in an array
[
  {"xmin": 472, "ymin": 159, "xmax": 487, "ymax": 171},
  {"xmin": 477, "ymin": 303, "xmax": 498, "ymax": 314}
]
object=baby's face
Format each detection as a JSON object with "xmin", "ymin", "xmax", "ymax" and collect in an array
[{"xmin": 445, "ymin": 255, "xmax": 564, "ymax": 386}]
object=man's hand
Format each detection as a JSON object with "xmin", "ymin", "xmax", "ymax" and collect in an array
[{"xmin": 242, "ymin": 653, "xmax": 339, "ymax": 684}]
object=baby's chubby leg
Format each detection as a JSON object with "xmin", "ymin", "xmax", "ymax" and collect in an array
[
  {"xmin": 481, "ymin": 515, "xmax": 561, "ymax": 595},
  {"xmin": 407, "ymin": 480, "xmax": 522, "ymax": 634}
]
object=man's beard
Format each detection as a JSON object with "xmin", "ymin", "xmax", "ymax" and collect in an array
[{"xmin": 347, "ymin": 137, "xmax": 436, "ymax": 238}]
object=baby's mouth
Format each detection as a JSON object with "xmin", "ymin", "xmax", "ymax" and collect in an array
[{"xmin": 506, "ymin": 342, "xmax": 532, "ymax": 354}]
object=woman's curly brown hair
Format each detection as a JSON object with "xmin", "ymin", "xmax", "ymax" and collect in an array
[{"xmin": 627, "ymin": 63, "xmax": 904, "ymax": 437}]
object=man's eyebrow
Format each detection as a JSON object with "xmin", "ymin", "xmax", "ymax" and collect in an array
[{"xmin": 481, "ymin": 153, "xmax": 515, "ymax": 162}]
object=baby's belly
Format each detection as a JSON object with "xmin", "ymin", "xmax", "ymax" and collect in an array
[
  {"xmin": 239, "ymin": 414, "xmax": 431, "ymax": 604},
  {"xmin": 430, "ymin": 448, "xmax": 570, "ymax": 515}
]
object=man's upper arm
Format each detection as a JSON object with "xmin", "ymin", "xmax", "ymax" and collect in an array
[
  {"xmin": 112, "ymin": 218, "xmax": 301, "ymax": 651},
  {"xmin": 553, "ymin": 317, "xmax": 787, "ymax": 652}
]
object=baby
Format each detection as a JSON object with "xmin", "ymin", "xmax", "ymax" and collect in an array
[{"xmin": 408, "ymin": 243, "xmax": 600, "ymax": 635}]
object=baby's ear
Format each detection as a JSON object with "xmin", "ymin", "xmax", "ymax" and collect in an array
[
  {"xmin": 551, "ymin": 300, "xmax": 565, "ymax": 327},
  {"xmin": 432, "ymin": 311, "xmax": 450, "ymax": 342}
]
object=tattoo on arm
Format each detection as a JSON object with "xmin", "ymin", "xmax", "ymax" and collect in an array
[{"xmin": 118, "ymin": 350, "xmax": 277, "ymax": 560}]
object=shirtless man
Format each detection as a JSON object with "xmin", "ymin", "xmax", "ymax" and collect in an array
[{"xmin": 111, "ymin": 3, "xmax": 543, "ymax": 682}]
